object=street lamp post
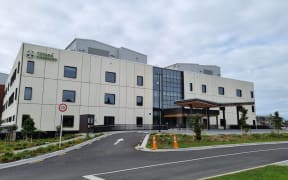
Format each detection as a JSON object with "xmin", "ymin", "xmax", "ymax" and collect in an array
[{"xmin": 158, "ymin": 72, "xmax": 162, "ymax": 132}]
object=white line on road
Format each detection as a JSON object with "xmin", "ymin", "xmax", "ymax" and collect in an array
[
  {"xmin": 83, "ymin": 147, "xmax": 288, "ymax": 178},
  {"xmin": 83, "ymin": 175, "xmax": 105, "ymax": 180},
  {"xmin": 113, "ymin": 138, "xmax": 124, "ymax": 145}
]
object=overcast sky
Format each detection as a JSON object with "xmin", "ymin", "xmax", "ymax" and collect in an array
[{"xmin": 0, "ymin": 0, "xmax": 287, "ymax": 118}]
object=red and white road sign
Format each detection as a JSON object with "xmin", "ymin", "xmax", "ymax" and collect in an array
[{"xmin": 58, "ymin": 103, "xmax": 67, "ymax": 112}]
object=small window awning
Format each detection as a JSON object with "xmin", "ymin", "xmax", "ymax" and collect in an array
[{"xmin": 175, "ymin": 98, "xmax": 255, "ymax": 108}]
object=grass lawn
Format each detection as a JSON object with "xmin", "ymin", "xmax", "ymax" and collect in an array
[
  {"xmin": 147, "ymin": 133, "xmax": 288, "ymax": 149},
  {"xmin": 0, "ymin": 134, "xmax": 80, "ymax": 153},
  {"xmin": 208, "ymin": 165, "xmax": 288, "ymax": 180}
]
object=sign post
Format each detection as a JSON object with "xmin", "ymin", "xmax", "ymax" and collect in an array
[{"xmin": 58, "ymin": 103, "xmax": 67, "ymax": 148}]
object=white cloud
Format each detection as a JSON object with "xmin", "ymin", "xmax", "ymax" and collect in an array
[{"xmin": 0, "ymin": 0, "xmax": 287, "ymax": 118}]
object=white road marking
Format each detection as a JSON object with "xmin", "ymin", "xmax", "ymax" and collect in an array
[
  {"xmin": 83, "ymin": 175, "xmax": 105, "ymax": 180},
  {"xmin": 113, "ymin": 138, "xmax": 124, "ymax": 145},
  {"xmin": 83, "ymin": 147, "xmax": 288, "ymax": 178}
]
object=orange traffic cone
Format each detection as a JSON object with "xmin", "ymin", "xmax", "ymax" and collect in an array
[
  {"xmin": 152, "ymin": 135, "xmax": 157, "ymax": 150},
  {"xmin": 173, "ymin": 135, "xmax": 178, "ymax": 149}
]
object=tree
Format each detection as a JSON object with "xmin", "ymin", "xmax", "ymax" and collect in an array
[
  {"xmin": 21, "ymin": 116, "xmax": 36, "ymax": 142},
  {"xmin": 5, "ymin": 124, "xmax": 18, "ymax": 142},
  {"xmin": 272, "ymin": 111, "xmax": 283, "ymax": 134},
  {"xmin": 189, "ymin": 114, "xmax": 202, "ymax": 141},
  {"xmin": 239, "ymin": 107, "xmax": 249, "ymax": 135}
]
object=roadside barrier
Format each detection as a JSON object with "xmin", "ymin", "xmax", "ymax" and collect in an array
[
  {"xmin": 152, "ymin": 135, "xmax": 157, "ymax": 150},
  {"xmin": 173, "ymin": 135, "xmax": 178, "ymax": 149}
]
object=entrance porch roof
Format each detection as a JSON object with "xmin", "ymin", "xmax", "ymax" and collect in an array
[{"xmin": 175, "ymin": 98, "xmax": 255, "ymax": 108}]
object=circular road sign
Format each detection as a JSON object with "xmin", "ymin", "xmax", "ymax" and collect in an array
[{"xmin": 58, "ymin": 103, "xmax": 67, "ymax": 112}]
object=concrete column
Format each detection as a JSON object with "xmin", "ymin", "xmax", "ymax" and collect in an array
[
  {"xmin": 216, "ymin": 115, "xmax": 219, "ymax": 129},
  {"xmin": 206, "ymin": 107, "xmax": 210, "ymax": 130},
  {"xmin": 220, "ymin": 107, "xmax": 226, "ymax": 130}
]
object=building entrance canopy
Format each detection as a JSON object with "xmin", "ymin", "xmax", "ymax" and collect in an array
[
  {"xmin": 174, "ymin": 98, "xmax": 255, "ymax": 130},
  {"xmin": 175, "ymin": 98, "xmax": 254, "ymax": 108}
]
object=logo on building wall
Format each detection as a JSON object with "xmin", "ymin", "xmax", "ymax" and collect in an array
[
  {"xmin": 26, "ymin": 50, "xmax": 57, "ymax": 61},
  {"xmin": 26, "ymin": 50, "xmax": 34, "ymax": 59}
]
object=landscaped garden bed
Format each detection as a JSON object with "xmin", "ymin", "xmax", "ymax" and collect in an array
[
  {"xmin": 147, "ymin": 133, "xmax": 288, "ymax": 149},
  {"xmin": 0, "ymin": 134, "xmax": 80, "ymax": 153},
  {"xmin": 0, "ymin": 133, "xmax": 103, "ymax": 163}
]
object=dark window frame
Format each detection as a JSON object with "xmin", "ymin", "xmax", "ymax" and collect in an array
[
  {"xmin": 24, "ymin": 87, "xmax": 32, "ymax": 100},
  {"xmin": 251, "ymin": 91, "xmax": 254, "ymax": 98},
  {"xmin": 104, "ymin": 116, "xmax": 115, "ymax": 125},
  {"xmin": 62, "ymin": 90, "xmax": 76, "ymax": 103},
  {"xmin": 64, "ymin": 66, "xmax": 77, "ymax": 79},
  {"xmin": 136, "ymin": 117, "xmax": 143, "ymax": 127},
  {"xmin": 202, "ymin": 84, "xmax": 207, "ymax": 93},
  {"xmin": 218, "ymin": 87, "xmax": 225, "ymax": 95},
  {"xmin": 136, "ymin": 96, "xmax": 143, "ymax": 106},
  {"xmin": 104, "ymin": 93, "xmax": 115, "ymax": 105},
  {"xmin": 22, "ymin": 114, "xmax": 30, "ymax": 127},
  {"xmin": 137, "ymin": 76, "xmax": 144, "ymax": 86},
  {"xmin": 105, "ymin": 71, "xmax": 116, "ymax": 83},
  {"xmin": 15, "ymin": 88, "xmax": 18, "ymax": 100},
  {"xmin": 236, "ymin": 89, "xmax": 242, "ymax": 97},
  {"xmin": 63, "ymin": 115, "xmax": 74, "ymax": 127},
  {"xmin": 189, "ymin": 83, "xmax": 193, "ymax": 91},
  {"xmin": 26, "ymin": 61, "xmax": 34, "ymax": 74},
  {"xmin": 252, "ymin": 106, "xmax": 255, "ymax": 112}
]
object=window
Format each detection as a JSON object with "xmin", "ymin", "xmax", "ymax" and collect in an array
[
  {"xmin": 236, "ymin": 89, "xmax": 242, "ymax": 97},
  {"xmin": 137, "ymin": 76, "xmax": 143, "ymax": 86},
  {"xmin": 63, "ymin": 115, "xmax": 74, "ymax": 127},
  {"xmin": 8, "ymin": 93, "xmax": 14, "ymax": 106},
  {"xmin": 15, "ymin": 88, "xmax": 18, "ymax": 100},
  {"xmin": 202, "ymin": 84, "xmax": 207, "ymax": 93},
  {"xmin": 104, "ymin": 93, "xmax": 115, "ymax": 105},
  {"xmin": 22, "ymin": 114, "xmax": 30, "ymax": 127},
  {"xmin": 251, "ymin": 91, "xmax": 254, "ymax": 98},
  {"xmin": 252, "ymin": 106, "xmax": 255, "ymax": 112},
  {"xmin": 137, "ymin": 96, "xmax": 143, "ymax": 106},
  {"xmin": 24, "ymin": 87, "xmax": 32, "ymax": 100},
  {"xmin": 64, "ymin": 66, "xmax": 77, "ymax": 78},
  {"xmin": 189, "ymin": 83, "xmax": 193, "ymax": 91},
  {"xmin": 104, "ymin": 116, "xmax": 115, "ymax": 125},
  {"xmin": 62, "ymin": 90, "xmax": 76, "ymax": 102},
  {"xmin": 136, "ymin": 117, "xmax": 143, "ymax": 127},
  {"xmin": 105, "ymin": 71, "xmax": 116, "ymax": 83},
  {"xmin": 17, "ymin": 62, "xmax": 20, "ymax": 73},
  {"xmin": 26, "ymin": 61, "xmax": 34, "ymax": 74},
  {"xmin": 218, "ymin": 87, "xmax": 225, "ymax": 95},
  {"xmin": 10, "ymin": 69, "xmax": 17, "ymax": 86}
]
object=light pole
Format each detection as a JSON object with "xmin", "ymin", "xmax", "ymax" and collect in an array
[{"xmin": 158, "ymin": 72, "xmax": 162, "ymax": 132}]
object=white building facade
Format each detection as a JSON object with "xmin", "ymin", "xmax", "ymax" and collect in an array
[{"xmin": 1, "ymin": 40, "xmax": 256, "ymax": 133}]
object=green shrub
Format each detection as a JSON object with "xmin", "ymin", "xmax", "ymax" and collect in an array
[{"xmin": 1, "ymin": 151, "xmax": 15, "ymax": 162}]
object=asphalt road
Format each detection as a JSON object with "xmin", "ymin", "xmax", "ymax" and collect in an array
[{"xmin": 0, "ymin": 132, "xmax": 288, "ymax": 180}]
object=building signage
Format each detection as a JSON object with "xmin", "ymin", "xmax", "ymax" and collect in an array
[{"xmin": 26, "ymin": 50, "xmax": 57, "ymax": 61}]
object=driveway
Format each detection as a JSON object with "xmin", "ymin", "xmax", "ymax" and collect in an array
[{"xmin": 0, "ymin": 131, "xmax": 287, "ymax": 180}]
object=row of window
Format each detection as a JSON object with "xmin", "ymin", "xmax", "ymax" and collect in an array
[
  {"xmin": 4, "ymin": 62, "xmax": 21, "ymax": 96},
  {"xmin": 2, "ymin": 88, "xmax": 18, "ymax": 112},
  {"xmin": 24, "ymin": 87, "xmax": 144, "ymax": 106},
  {"xmin": 19, "ymin": 115, "xmax": 144, "ymax": 128},
  {"xmin": 26, "ymin": 61, "xmax": 144, "ymax": 86},
  {"xmin": 1, "ymin": 115, "xmax": 15, "ymax": 124},
  {"xmin": 189, "ymin": 83, "xmax": 254, "ymax": 98},
  {"xmin": 104, "ymin": 116, "xmax": 143, "ymax": 127}
]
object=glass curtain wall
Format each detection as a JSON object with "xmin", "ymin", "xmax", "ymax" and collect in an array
[{"xmin": 153, "ymin": 67, "xmax": 184, "ymax": 128}]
